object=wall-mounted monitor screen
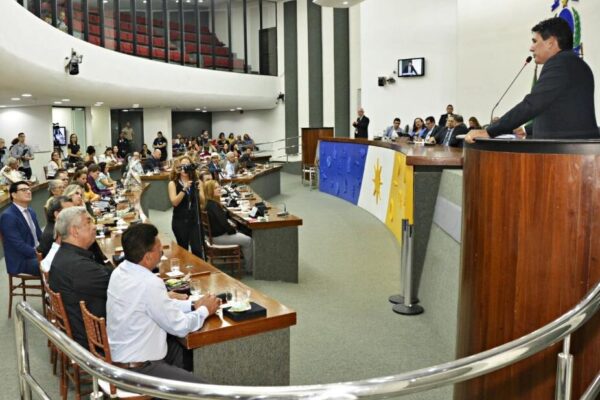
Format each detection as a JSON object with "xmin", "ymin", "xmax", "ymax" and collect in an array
[
  {"xmin": 52, "ymin": 125, "xmax": 67, "ymax": 146},
  {"xmin": 398, "ymin": 57, "xmax": 425, "ymax": 77}
]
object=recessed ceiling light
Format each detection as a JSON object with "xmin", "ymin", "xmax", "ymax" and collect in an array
[
  {"xmin": 230, "ymin": 108, "xmax": 235, "ymax": 111},
  {"xmin": 11, "ymin": 97, "xmax": 20, "ymax": 101},
  {"xmin": 61, "ymin": 99, "xmax": 70, "ymax": 102},
  {"xmin": 202, "ymin": 109, "xmax": 208, "ymax": 113},
  {"xmin": 22, "ymin": 93, "xmax": 32, "ymax": 97},
  {"xmin": 123, "ymin": 109, "xmax": 129, "ymax": 112},
  {"xmin": 132, "ymin": 104, "xmax": 140, "ymax": 108},
  {"xmin": 0, "ymin": 105, "xmax": 6, "ymax": 108},
  {"xmin": 236, "ymin": 107, "xmax": 243, "ymax": 110},
  {"xmin": 195, "ymin": 108, "xmax": 201, "ymax": 111},
  {"xmin": 54, "ymin": 101, "xmax": 62, "ymax": 104}
]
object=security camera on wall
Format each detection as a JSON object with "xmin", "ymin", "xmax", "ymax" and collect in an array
[{"xmin": 65, "ymin": 48, "xmax": 83, "ymax": 75}]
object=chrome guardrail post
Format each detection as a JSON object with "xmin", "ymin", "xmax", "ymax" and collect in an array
[
  {"xmin": 555, "ymin": 335, "xmax": 573, "ymax": 400},
  {"xmin": 391, "ymin": 221, "xmax": 424, "ymax": 315},
  {"xmin": 580, "ymin": 372, "xmax": 600, "ymax": 400},
  {"xmin": 90, "ymin": 376, "xmax": 103, "ymax": 399},
  {"xmin": 14, "ymin": 303, "xmax": 32, "ymax": 400}
]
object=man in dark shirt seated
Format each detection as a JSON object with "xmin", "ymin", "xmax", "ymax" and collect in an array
[
  {"xmin": 238, "ymin": 148, "xmax": 256, "ymax": 170},
  {"xmin": 144, "ymin": 149, "xmax": 163, "ymax": 172},
  {"xmin": 38, "ymin": 196, "xmax": 73, "ymax": 257},
  {"xmin": 48, "ymin": 206, "xmax": 113, "ymax": 348},
  {"xmin": 207, "ymin": 153, "xmax": 222, "ymax": 180}
]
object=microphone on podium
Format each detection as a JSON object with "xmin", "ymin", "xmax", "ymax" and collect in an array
[{"xmin": 490, "ymin": 56, "xmax": 533, "ymax": 123}]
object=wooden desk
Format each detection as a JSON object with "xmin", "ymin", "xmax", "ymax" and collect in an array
[
  {"xmin": 221, "ymin": 165, "xmax": 282, "ymax": 199},
  {"xmin": 98, "ymin": 236, "xmax": 297, "ymax": 385},
  {"xmin": 140, "ymin": 171, "xmax": 172, "ymax": 211},
  {"xmin": 225, "ymin": 193, "xmax": 303, "ymax": 283}
]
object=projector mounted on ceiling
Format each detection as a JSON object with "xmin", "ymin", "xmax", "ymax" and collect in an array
[{"xmin": 312, "ymin": 0, "xmax": 365, "ymax": 8}]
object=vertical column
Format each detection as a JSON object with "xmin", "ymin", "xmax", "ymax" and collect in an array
[
  {"xmin": 333, "ymin": 8, "xmax": 349, "ymax": 138},
  {"xmin": 283, "ymin": 1, "xmax": 298, "ymax": 155},
  {"xmin": 321, "ymin": 7, "xmax": 335, "ymax": 128},
  {"xmin": 307, "ymin": 0, "xmax": 322, "ymax": 128}
]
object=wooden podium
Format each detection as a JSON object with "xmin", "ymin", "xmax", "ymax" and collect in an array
[
  {"xmin": 301, "ymin": 127, "xmax": 334, "ymax": 167},
  {"xmin": 455, "ymin": 139, "xmax": 600, "ymax": 399}
]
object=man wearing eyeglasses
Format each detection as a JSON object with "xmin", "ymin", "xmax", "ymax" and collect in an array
[{"xmin": 0, "ymin": 181, "xmax": 43, "ymax": 276}]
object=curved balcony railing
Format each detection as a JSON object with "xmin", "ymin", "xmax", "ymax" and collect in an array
[
  {"xmin": 14, "ymin": 280, "xmax": 600, "ymax": 399},
  {"xmin": 16, "ymin": 0, "xmax": 278, "ymax": 75}
]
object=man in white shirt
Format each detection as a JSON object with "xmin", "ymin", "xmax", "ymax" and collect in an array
[
  {"xmin": 224, "ymin": 151, "xmax": 237, "ymax": 178},
  {"xmin": 107, "ymin": 223, "xmax": 220, "ymax": 382}
]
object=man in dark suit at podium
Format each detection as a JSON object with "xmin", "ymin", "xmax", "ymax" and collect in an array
[
  {"xmin": 352, "ymin": 108, "xmax": 370, "ymax": 139},
  {"xmin": 466, "ymin": 17, "xmax": 598, "ymax": 143}
]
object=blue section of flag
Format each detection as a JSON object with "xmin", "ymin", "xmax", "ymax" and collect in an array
[{"xmin": 319, "ymin": 141, "xmax": 368, "ymax": 205}]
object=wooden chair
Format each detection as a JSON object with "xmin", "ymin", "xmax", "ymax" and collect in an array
[
  {"xmin": 79, "ymin": 301, "xmax": 150, "ymax": 399},
  {"xmin": 47, "ymin": 287, "xmax": 91, "ymax": 400},
  {"xmin": 0, "ymin": 232, "xmax": 44, "ymax": 318},
  {"xmin": 39, "ymin": 256, "xmax": 58, "ymax": 375},
  {"xmin": 200, "ymin": 210, "xmax": 242, "ymax": 278}
]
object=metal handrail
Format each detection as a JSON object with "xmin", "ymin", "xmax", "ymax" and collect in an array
[
  {"xmin": 254, "ymin": 135, "xmax": 302, "ymax": 147},
  {"xmin": 15, "ymin": 280, "xmax": 600, "ymax": 399}
]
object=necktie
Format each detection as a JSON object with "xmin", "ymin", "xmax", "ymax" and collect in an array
[
  {"xmin": 23, "ymin": 209, "xmax": 39, "ymax": 247},
  {"xmin": 443, "ymin": 129, "xmax": 454, "ymax": 146}
]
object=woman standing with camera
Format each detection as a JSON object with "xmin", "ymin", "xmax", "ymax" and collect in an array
[{"xmin": 168, "ymin": 156, "xmax": 204, "ymax": 258}]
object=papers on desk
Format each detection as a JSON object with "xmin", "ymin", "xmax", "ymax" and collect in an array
[{"xmin": 166, "ymin": 271, "xmax": 184, "ymax": 278}]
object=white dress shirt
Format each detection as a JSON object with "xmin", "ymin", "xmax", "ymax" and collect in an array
[
  {"xmin": 41, "ymin": 242, "xmax": 60, "ymax": 272},
  {"xmin": 107, "ymin": 260, "xmax": 208, "ymax": 363},
  {"xmin": 225, "ymin": 161, "xmax": 236, "ymax": 178}
]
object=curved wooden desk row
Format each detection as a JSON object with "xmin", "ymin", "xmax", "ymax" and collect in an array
[
  {"xmin": 319, "ymin": 137, "xmax": 462, "ymax": 299},
  {"xmin": 224, "ymin": 190, "xmax": 302, "ymax": 283},
  {"xmin": 98, "ymin": 229, "xmax": 296, "ymax": 386}
]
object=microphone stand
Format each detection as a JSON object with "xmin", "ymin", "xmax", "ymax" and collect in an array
[{"xmin": 490, "ymin": 59, "xmax": 532, "ymax": 122}]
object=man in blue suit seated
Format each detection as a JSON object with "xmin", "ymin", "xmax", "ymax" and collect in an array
[{"xmin": 0, "ymin": 181, "xmax": 43, "ymax": 276}]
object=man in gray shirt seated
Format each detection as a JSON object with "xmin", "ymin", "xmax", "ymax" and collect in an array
[
  {"xmin": 107, "ymin": 223, "xmax": 220, "ymax": 381},
  {"xmin": 382, "ymin": 118, "xmax": 405, "ymax": 140}
]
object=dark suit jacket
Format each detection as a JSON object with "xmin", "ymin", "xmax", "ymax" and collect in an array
[
  {"xmin": 49, "ymin": 242, "xmax": 112, "ymax": 348},
  {"xmin": 423, "ymin": 126, "xmax": 441, "ymax": 140},
  {"xmin": 0, "ymin": 203, "xmax": 43, "ymax": 274},
  {"xmin": 143, "ymin": 156, "xmax": 162, "ymax": 172},
  {"xmin": 434, "ymin": 124, "xmax": 468, "ymax": 147},
  {"xmin": 439, "ymin": 114, "xmax": 450, "ymax": 128},
  {"xmin": 488, "ymin": 50, "xmax": 599, "ymax": 139},
  {"xmin": 354, "ymin": 116, "xmax": 370, "ymax": 139}
]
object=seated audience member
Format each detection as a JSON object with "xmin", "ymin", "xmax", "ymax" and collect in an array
[
  {"xmin": 85, "ymin": 146, "xmax": 98, "ymax": 164},
  {"xmin": 1, "ymin": 157, "xmax": 24, "ymax": 183},
  {"xmin": 199, "ymin": 145, "xmax": 211, "ymax": 158},
  {"xmin": 116, "ymin": 131, "xmax": 131, "ymax": 160},
  {"xmin": 107, "ymin": 223, "xmax": 220, "ymax": 380},
  {"xmin": 45, "ymin": 179, "xmax": 66, "ymax": 209},
  {"xmin": 207, "ymin": 153, "xmax": 222, "ymax": 180},
  {"xmin": 202, "ymin": 180, "xmax": 253, "ymax": 272},
  {"xmin": 227, "ymin": 132, "xmax": 236, "ymax": 144},
  {"xmin": 112, "ymin": 145, "xmax": 123, "ymax": 162},
  {"xmin": 87, "ymin": 164, "xmax": 112, "ymax": 196},
  {"xmin": 38, "ymin": 195, "xmax": 73, "ymax": 258},
  {"xmin": 0, "ymin": 138, "xmax": 7, "ymax": 169},
  {"xmin": 423, "ymin": 116, "xmax": 440, "ymax": 141},
  {"xmin": 140, "ymin": 144, "xmax": 152, "ymax": 160},
  {"xmin": 241, "ymin": 133, "xmax": 257, "ymax": 151},
  {"xmin": 432, "ymin": 114, "xmax": 467, "ymax": 147},
  {"xmin": 98, "ymin": 147, "xmax": 117, "ymax": 165},
  {"xmin": 96, "ymin": 162, "xmax": 116, "ymax": 190},
  {"xmin": 144, "ymin": 149, "xmax": 163, "ymax": 172},
  {"xmin": 55, "ymin": 169, "xmax": 69, "ymax": 185},
  {"xmin": 224, "ymin": 152, "xmax": 237, "ymax": 178},
  {"xmin": 468, "ymin": 116, "xmax": 483, "ymax": 131},
  {"xmin": 0, "ymin": 181, "xmax": 42, "ymax": 276},
  {"xmin": 46, "ymin": 151, "xmax": 63, "ymax": 179},
  {"xmin": 216, "ymin": 132, "xmax": 227, "ymax": 150},
  {"xmin": 383, "ymin": 118, "xmax": 404, "ymax": 140},
  {"xmin": 172, "ymin": 138, "xmax": 186, "ymax": 157},
  {"xmin": 219, "ymin": 142, "xmax": 229, "ymax": 160},
  {"xmin": 199, "ymin": 130, "xmax": 211, "ymax": 147},
  {"xmin": 72, "ymin": 168, "xmax": 100, "ymax": 209},
  {"xmin": 409, "ymin": 118, "xmax": 427, "ymax": 139},
  {"xmin": 231, "ymin": 143, "xmax": 242, "ymax": 157},
  {"xmin": 199, "ymin": 170, "xmax": 213, "ymax": 183},
  {"xmin": 49, "ymin": 206, "xmax": 113, "ymax": 348},
  {"xmin": 239, "ymin": 148, "xmax": 256, "ymax": 169}
]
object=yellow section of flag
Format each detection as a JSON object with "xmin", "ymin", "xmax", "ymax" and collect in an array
[{"xmin": 385, "ymin": 152, "xmax": 414, "ymax": 243}]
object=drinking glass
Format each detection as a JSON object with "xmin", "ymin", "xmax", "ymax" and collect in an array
[
  {"xmin": 170, "ymin": 258, "xmax": 180, "ymax": 273},
  {"xmin": 190, "ymin": 280, "xmax": 202, "ymax": 296}
]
